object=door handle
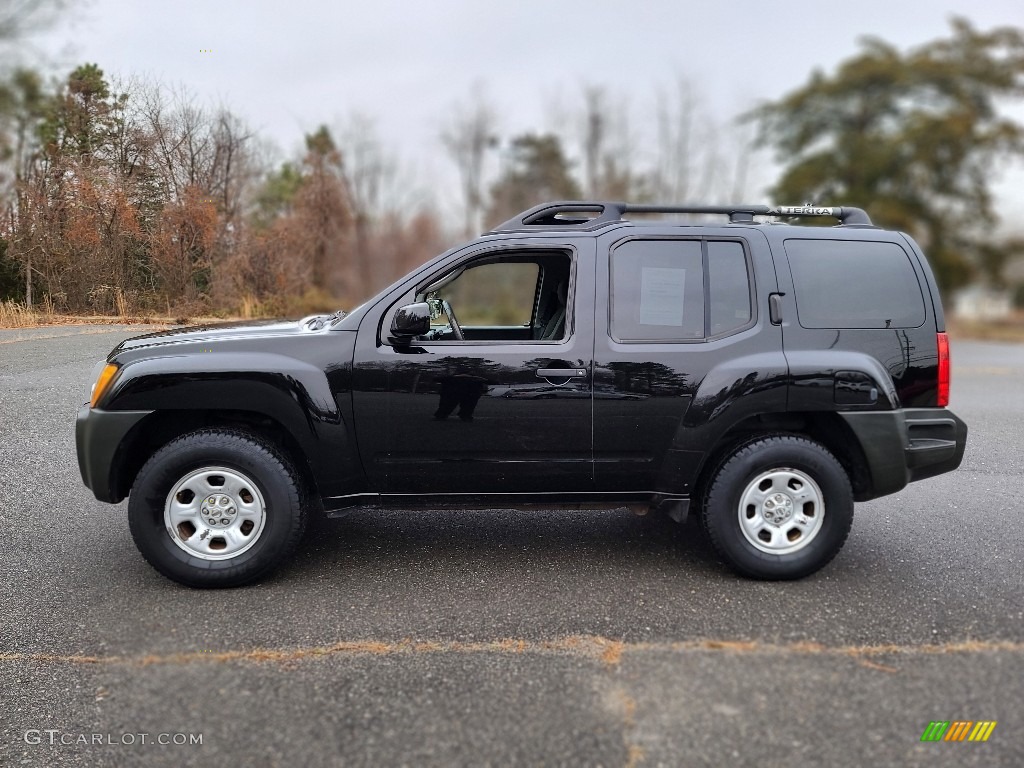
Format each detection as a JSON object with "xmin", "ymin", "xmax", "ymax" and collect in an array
[
  {"xmin": 536, "ymin": 368, "xmax": 588, "ymax": 379},
  {"xmin": 769, "ymin": 293, "xmax": 784, "ymax": 325}
]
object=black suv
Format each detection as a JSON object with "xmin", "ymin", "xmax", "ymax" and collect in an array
[{"xmin": 76, "ymin": 201, "xmax": 967, "ymax": 587}]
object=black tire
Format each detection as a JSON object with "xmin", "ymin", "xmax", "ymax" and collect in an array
[
  {"xmin": 128, "ymin": 429, "xmax": 308, "ymax": 588},
  {"xmin": 701, "ymin": 435, "xmax": 853, "ymax": 580}
]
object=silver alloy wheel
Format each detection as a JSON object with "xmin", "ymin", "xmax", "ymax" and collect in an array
[
  {"xmin": 163, "ymin": 466, "xmax": 267, "ymax": 561},
  {"xmin": 738, "ymin": 467, "xmax": 825, "ymax": 555}
]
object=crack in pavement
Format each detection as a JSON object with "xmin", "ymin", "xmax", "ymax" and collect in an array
[{"xmin": 1, "ymin": 636, "xmax": 1021, "ymax": 668}]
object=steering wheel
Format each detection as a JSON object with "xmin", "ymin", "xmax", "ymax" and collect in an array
[{"xmin": 441, "ymin": 299, "xmax": 464, "ymax": 341}]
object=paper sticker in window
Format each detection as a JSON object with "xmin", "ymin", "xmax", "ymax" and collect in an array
[{"xmin": 639, "ymin": 267, "xmax": 686, "ymax": 326}]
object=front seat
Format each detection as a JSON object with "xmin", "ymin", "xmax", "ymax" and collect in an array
[{"xmin": 540, "ymin": 279, "xmax": 568, "ymax": 340}]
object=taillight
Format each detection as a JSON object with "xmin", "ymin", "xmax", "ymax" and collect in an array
[{"xmin": 936, "ymin": 332, "xmax": 950, "ymax": 407}]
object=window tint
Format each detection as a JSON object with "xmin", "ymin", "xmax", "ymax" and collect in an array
[
  {"xmin": 387, "ymin": 252, "xmax": 572, "ymax": 344},
  {"xmin": 708, "ymin": 241, "xmax": 752, "ymax": 336},
  {"xmin": 612, "ymin": 239, "xmax": 704, "ymax": 341},
  {"xmin": 786, "ymin": 239, "xmax": 925, "ymax": 329},
  {"xmin": 437, "ymin": 261, "xmax": 540, "ymax": 326}
]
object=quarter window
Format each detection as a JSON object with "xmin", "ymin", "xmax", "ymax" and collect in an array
[{"xmin": 785, "ymin": 239, "xmax": 926, "ymax": 329}]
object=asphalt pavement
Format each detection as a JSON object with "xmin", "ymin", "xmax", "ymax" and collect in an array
[{"xmin": 0, "ymin": 326, "xmax": 1021, "ymax": 767}]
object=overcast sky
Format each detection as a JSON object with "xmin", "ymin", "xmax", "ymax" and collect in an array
[{"xmin": 23, "ymin": 0, "xmax": 1024, "ymax": 222}]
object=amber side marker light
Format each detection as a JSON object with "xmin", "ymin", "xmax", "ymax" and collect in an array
[
  {"xmin": 90, "ymin": 363, "xmax": 119, "ymax": 408},
  {"xmin": 937, "ymin": 332, "xmax": 950, "ymax": 407}
]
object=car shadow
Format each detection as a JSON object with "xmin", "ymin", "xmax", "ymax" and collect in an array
[{"xmin": 296, "ymin": 506, "xmax": 724, "ymax": 576}]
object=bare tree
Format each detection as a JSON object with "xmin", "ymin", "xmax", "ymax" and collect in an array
[
  {"xmin": 209, "ymin": 107, "xmax": 256, "ymax": 223},
  {"xmin": 646, "ymin": 75, "xmax": 763, "ymax": 205},
  {"xmin": 581, "ymin": 86, "xmax": 606, "ymax": 197},
  {"xmin": 336, "ymin": 113, "xmax": 444, "ymax": 295},
  {"xmin": 441, "ymin": 85, "xmax": 498, "ymax": 237},
  {"xmin": 0, "ymin": 68, "xmax": 46, "ymax": 304},
  {"xmin": 335, "ymin": 113, "xmax": 395, "ymax": 293},
  {"xmin": 651, "ymin": 76, "xmax": 706, "ymax": 202},
  {"xmin": 570, "ymin": 85, "xmax": 644, "ymax": 200},
  {"xmin": 725, "ymin": 117, "xmax": 761, "ymax": 203},
  {"xmin": 296, "ymin": 125, "xmax": 354, "ymax": 297}
]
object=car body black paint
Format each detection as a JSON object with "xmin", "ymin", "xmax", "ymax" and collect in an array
[{"xmin": 77, "ymin": 211, "xmax": 967, "ymax": 520}]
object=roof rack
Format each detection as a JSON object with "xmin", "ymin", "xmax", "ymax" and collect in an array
[{"xmin": 488, "ymin": 201, "xmax": 874, "ymax": 233}]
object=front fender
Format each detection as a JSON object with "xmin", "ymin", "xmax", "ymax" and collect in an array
[
  {"xmin": 105, "ymin": 352, "xmax": 339, "ymax": 423},
  {"xmin": 99, "ymin": 353, "xmax": 361, "ymax": 502}
]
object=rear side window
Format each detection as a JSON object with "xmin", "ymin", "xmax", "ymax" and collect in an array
[
  {"xmin": 611, "ymin": 239, "xmax": 705, "ymax": 341},
  {"xmin": 785, "ymin": 239, "xmax": 926, "ymax": 329}
]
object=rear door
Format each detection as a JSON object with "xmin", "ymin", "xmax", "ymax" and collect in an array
[{"xmin": 592, "ymin": 227, "xmax": 784, "ymax": 494}]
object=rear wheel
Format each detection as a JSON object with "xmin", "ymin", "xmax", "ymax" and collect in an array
[
  {"xmin": 702, "ymin": 435, "xmax": 853, "ymax": 579},
  {"xmin": 128, "ymin": 429, "xmax": 307, "ymax": 588}
]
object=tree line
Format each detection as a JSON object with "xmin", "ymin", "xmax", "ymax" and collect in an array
[
  {"xmin": 0, "ymin": 65, "xmax": 453, "ymax": 315},
  {"xmin": 0, "ymin": 62, "xmax": 757, "ymax": 315},
  {"xmin": 1, "ymin": 14, "xmax": 1022, "ymax": 316}
]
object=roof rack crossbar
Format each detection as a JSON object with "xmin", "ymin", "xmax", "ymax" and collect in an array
[{"xmin": 487, "ymin": 201, "xmax": 873, "ymax": 233}]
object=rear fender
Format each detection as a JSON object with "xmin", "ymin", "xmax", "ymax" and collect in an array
[
  {"xmin": 785, "ymin": 350, "xmax": 899, "ymax": 411},
  {"xmin": 657, "ymin": 351, "xmax": 789, "ymax": 493}
]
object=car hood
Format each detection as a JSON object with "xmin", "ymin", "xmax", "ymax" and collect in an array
[{"xmin": 110, "ymin": 316, "xmax": 338, "ymax": 357}]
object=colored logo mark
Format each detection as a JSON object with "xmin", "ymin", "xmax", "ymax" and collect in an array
[{"xmin": 921, "ymin": 721, "xmax": 997, "ymax": 742}]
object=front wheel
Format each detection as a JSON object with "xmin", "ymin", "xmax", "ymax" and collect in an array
[
  {"xmin": 702, "ymin": 436, "xmax": 853, "ymax": 579},
  {"xmin": 128, "ymin": 429, "xmax": 308, "ymax": 588}
]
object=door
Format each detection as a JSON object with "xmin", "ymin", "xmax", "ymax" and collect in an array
[
  {"xmin": 592, "ymin": 229, "xmax": 784, "ymax": 495},
  {"xmin": 351, "ymin": 242, "xmax": 595, "ymax": 497}
]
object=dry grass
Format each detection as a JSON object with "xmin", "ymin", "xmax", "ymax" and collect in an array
[
  {"xmin": 856, "ymin": 659, "xmax": 900, "ymax": 673},
  {"xmin": 226, "ymin": 288, "xmax": 347, "ymax": 322},
  {"xmin": 3, "ymin": 636, "xmax": 1022, "ymax": 668},
  {"xmin": 625, "ymin": 745, "xmax": 646, "ymax": 768},
  {"xmin": 0, "ymin": 287, "xmax": 348, "ymax": 329},
  {"xmin": 600, "ymin": 639, "xmax": 625, "ymax": 667},
  {"xmin": 0, "ymin": 307, "xmax": 165, "ymax": 328},
  {"xmin": 0, "ymin": 298, "xmax": 53, "ymax": 327},
  {"xmin": 237, "ymin": 293, "xmax": 263, "ymax": 320},
  {"xmin": 114, "ymin": 287, "xmax": 129, "ymax": 318},
  {"xmin": 0, "ymin": 299, "xmax": 260, "ymax": 330}
]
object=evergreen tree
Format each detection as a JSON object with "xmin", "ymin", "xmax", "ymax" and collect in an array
[
  {"xmin": 487, "ymin": 134, "xmax": 581, "ymax": 227},
  {"xmin": 751, "ymin": 18, "xmax": 1024, "ymax": 292}
]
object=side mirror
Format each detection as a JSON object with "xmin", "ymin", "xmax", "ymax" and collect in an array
[{"xmin": 389, "ymin": 302, "xmax": 431, "ymax": 343}]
